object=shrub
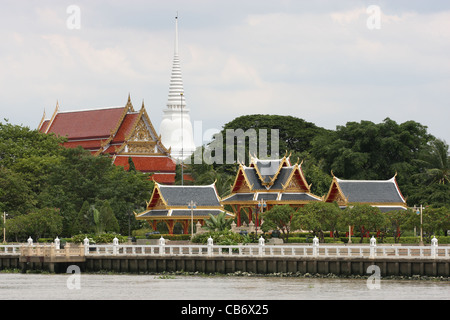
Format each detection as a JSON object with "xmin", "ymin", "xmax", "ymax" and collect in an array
[
  {"xmin": 192, "ymin": 230, "xmax": 250, "ymax": 245},
  {"xmin": 70, "ymin": 233, "xmax": 127, "ymax": 244}
]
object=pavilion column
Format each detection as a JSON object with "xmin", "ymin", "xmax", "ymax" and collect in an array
[
  {"xmin": 237, "ymin": 205, "xmax": 241, "ymax": 227},
  {"xmin": 183, "ymin": 220, "xmax": 189, "ymax": 235},
  {"xmin": 165, "ymin": 220, "xmax": 175, "ymax": 235}
]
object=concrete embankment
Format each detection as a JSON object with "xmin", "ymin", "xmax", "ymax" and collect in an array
[{"xmin": 1, "ymin": 255, "xmax": 449, "ymax": 277}]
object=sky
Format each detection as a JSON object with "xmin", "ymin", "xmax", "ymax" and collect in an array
[{"xmin": 1, "ymin": 0, "xmax": 449, "ymax": 146}]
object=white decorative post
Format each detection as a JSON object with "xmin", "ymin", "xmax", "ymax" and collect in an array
[
  {"xmin": 113, "ymin": 237, "xmax": 119, "ymax": 255},
  {"xmin": 54, "ymin": 237, "xmax": 60, "ymax": 250},
  {"xmin": 312, "ymin": 236, "xmax": 319, "ymax": 257},
  {"xmin": 258, "ymin": 236, "xmax": 265, "ymax": 256},
  {"xmin": 159, "ymin": 236, "xmax": 166, "ymax": 255},
  {"xmin": 431, "ymin": 236, "xmax": 438, "ymax": 258},
  {"xmin": 370, "ymin": 236, "xmax": 377, "ymax": 258},
  {"xmin": 83, "ymin": 237, "xmax": 90, "ymax": 255},
  {"xmin": 27, "ymin": 237, "xmax": 33, "ymax": 246},
  {"xmin": 207, "ymin": 236, "xmax": 214, "ymax": 256}
]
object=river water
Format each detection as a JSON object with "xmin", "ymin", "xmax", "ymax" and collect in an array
[{"xmin": 0, "ymin": 273, "xmax": 448, "ymax": 300}]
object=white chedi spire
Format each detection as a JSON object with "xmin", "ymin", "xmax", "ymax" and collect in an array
[{"xmin": 160, "ymin": 16, "xmax": 196, "ymax": 160}]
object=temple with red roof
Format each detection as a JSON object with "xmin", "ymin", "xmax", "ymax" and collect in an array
[{"xmin": 38, "ymin": 95, "xmax": 177, "ymax": 184}]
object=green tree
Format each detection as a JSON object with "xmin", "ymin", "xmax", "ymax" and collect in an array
[
  {"xmin": 418, "ymin": 207, "xmax": 450, "ymax": 242},
  {"xmin": 415, "ymin": 139, "xmax": 449, "ymax": 185},
  {"xmin": 262, "ymin": 205, "xmax": 295, "ymax": 242},
  {"xmin": 343, "ymin": 204, "xmax": 387, "ymax": 243},
  {"xmin": 6, "ymin": 208, "xmax": 62, "ymax": 241},
  {"xmin": 385, "ymin": 209, "xmax": 416, "ymax": 243},
  {"xmin": 204, "ymin": 212, "xmax": 233, "ymax": 232},
  {"xmin": 71, "ymin": 201, "xmax": 91, "ymax": 235},
  {"xmin": 293, "ymin": 202, "xmax": 341, "ymax": 242},
  {"xmin": 98, "ymin": 200, "xmax": 120, "ymax": 234}
]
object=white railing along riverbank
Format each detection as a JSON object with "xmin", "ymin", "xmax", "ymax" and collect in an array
[{"xmin": 1, "ymin": 236, "xmax": 449, "ymax": 260}]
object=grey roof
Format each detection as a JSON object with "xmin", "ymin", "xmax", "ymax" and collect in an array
[
  {"xmin": 377, "ymin": 206, "xmax": 407, "ymax": 213},
  {"xmin": 254, "ymin": 159, "xmax": 282, "ymax": 183},
  {"xmin": 337, "ymin": 178, "xmax": 405, "ymax": 203},
  {"xmin": 256, "ymin": 193, "xmax": 278, "ymax": 201},
  {"xmin": 158, "ymin": 184, "xmax": 221, "ymax": 207},
  {"xmin": 222, "ymin": 193, "xmax": 254, "ymax": 202},
  {"xmin": 171, "ymin": 209, "xmax": 232, "ymax": 217},
  {"xmin": 137, "ymin": 209, "xmax": 231, "ymax": 218},
  {"xmin": 137, "ymin": 210, "xmax": 170, "ymax": 217},
  {"xmin": 280, "ymin": 193, "xmax": 320, "ymax": 202},
  {"xmin": 244, "ymin": 167, "xmax": 293, "ymax": 190}
]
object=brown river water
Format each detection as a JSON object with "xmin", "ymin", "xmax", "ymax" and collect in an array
[{"xmin": 0, "ymin": 273, "xmax": 448, "ymax": 300}]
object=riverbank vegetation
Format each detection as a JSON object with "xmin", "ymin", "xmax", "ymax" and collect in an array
[{"xmin": 0, "ymin": 115, "xmax": 448, "ymax": 243}]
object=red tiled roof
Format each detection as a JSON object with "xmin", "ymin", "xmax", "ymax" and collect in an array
[
  {"xmin": 152, "ymin": 173, "xmax": 176, "ymax": 184},
  {"xmin": 113, "ymin": 156, "xmax": 176, "ymax": 173},
  {"xmin": 112, "ymin": 113, "xmax": 139, "ymax": 143},
  {"xmin": 39, "ymin": 120, "xmax": 50, "ymax": 133},
  {"xmin": 63, "ymin": 140, "xmax": 104, "ymax": 150},
  {"xmin": 46, "ymin": 107, "xmax": 126, "ymax": 140}
]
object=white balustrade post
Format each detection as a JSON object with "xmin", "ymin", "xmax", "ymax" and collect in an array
[
  {"xmin": 54, "ymin": 237, "xmax": 60, "ymax": 250},
  {"xmin": 207, "ymin": 236, "xmax": 214, "ymax": 256},
  {"xmin": 159, "ymin": 236, "xmax": 166, "ymax": 255},
  {"xmin": 370, "ymin": 236, "xmax": 376, "ymax": 259},
  {"xmin": 113, "ymin": 237, "xmax": 119, "ymax": 255},
  {"xmin": 258, "ymin": 236, "xmax": 265, "ymax": 256},
  {"xmin": 431, "ymin": 236, "xmax": 438, "ymax": 258},
  {"xmin": 312, "ymin": 236, "xmax": 319, "ymax": 257},
  {"xmin": 83, "ymin": 237, "xmax": 90, "ymax": 255}
]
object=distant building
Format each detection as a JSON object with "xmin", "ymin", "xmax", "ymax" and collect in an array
[
  {"xmin": 135, "ymin": 182, "xmax": 234, "ymax": 234},
  {"xmin": 221, "ymin": 155, "xmax": 322, "ymax": 227},
  {"xmin": 324, "ymin": 174, "xmax": 408, "ymax": 212},
  {"xmin": 38, "ymin": 96, "xmax": 177, "ymax": 184},
  {"xmin": 159, "ymin": 16, "xmax": 196, "ymax": 161}
]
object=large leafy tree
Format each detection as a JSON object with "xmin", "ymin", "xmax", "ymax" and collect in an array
[
  {"xmin": 262, "ymin": 205, "xmax": 295, "ymax": 241},
  {"xmin": 0, "ymin": 121, "xmax": 154, "ymax": 239},
  {"xmin": 220, "ymin": 114, "xmax": 329, "ymax": 165},
  {"xmin": 342, "ymin": 204, "xmax": 388, "ymax": 243},
  {"xmin": 292, "ymin": 202, "xmax": 341, "ymax": 242}
]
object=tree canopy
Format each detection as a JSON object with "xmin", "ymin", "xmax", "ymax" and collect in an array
[{"xmin": 0, "ymin": 121, "xmax": 154, "ymax": 241}]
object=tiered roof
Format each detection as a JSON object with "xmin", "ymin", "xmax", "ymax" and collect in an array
[
  {"xmin": 324, "ymin": 175, "xmax": 407, "ymax": 212},
  {"xmin": 135, "ymin": 183, "xmax": 234, "ymax": 220},
  {"xmin": 38, "ymin": 96, "xmax": 176, "ymax": 183},
  {"xmin": 222, "ymin": 155, "xmax": 322, "ymax": 205}
]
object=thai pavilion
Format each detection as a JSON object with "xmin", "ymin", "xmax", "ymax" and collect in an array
[
  {"xmin": 324, "ymin": 174, "xmax": 408, "ymax": 212},
  {"xmin": 38, "ymin": 96, "xmax": 177, "ymax": 184},
  {"xmin": 221, "ymin": 155, "xmax": 322, "ymax": 227},
  {"xmin": 135, "ymin": 182, "xmax": 234, "ymax": 235}
]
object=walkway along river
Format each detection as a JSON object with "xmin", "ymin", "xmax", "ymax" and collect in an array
[{"xmin": 1, "ymin": 237, "xmax": 449, "ymax": 277}]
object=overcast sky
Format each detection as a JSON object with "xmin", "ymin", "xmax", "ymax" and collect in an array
[{"xmin": 1, "ymin": 0, "xmax": 449, "ymax": 146}]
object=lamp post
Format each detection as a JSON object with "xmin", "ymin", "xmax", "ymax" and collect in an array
[
  {"xmin": 3, "ymin": 212, "xmax": 8, "ymax": 244},
  {"xmin": 417, "ymin": 205, "xmax": 423, "ymax": 246},
  {"xmin": 257, "ymin": 199, "xmax": 266, "ymax": 235},
  {"xmin": 188, "ymin": 200, "xmax": 196, "ymax": 240}
]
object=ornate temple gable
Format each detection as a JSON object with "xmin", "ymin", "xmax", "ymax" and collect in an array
[
  {"xmin": 146, "ymin": 184, "xmax": 168, "ymax": 210},
  {"xmin": 230, "ymin": 166, "xmax": 254, "ymax": 193},
  {"xmin": 282, "ymin": 164, "xmax": 311, "ymax": 193},
  {"xmin": 324, "ymin": 177, "xmax": 348, "ymax": 205},
  {"xmin": 114, "ymin": 103, "xmax": 171, "ymax": 157}
]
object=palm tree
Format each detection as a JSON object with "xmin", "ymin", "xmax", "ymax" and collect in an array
[
  {"xmin": 420, "ymin": 139, "xmax": 450, "ymax": 185},
  {"xmin": 204, "ymin": 212, "xmax": 233, "ymax": 232}
]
